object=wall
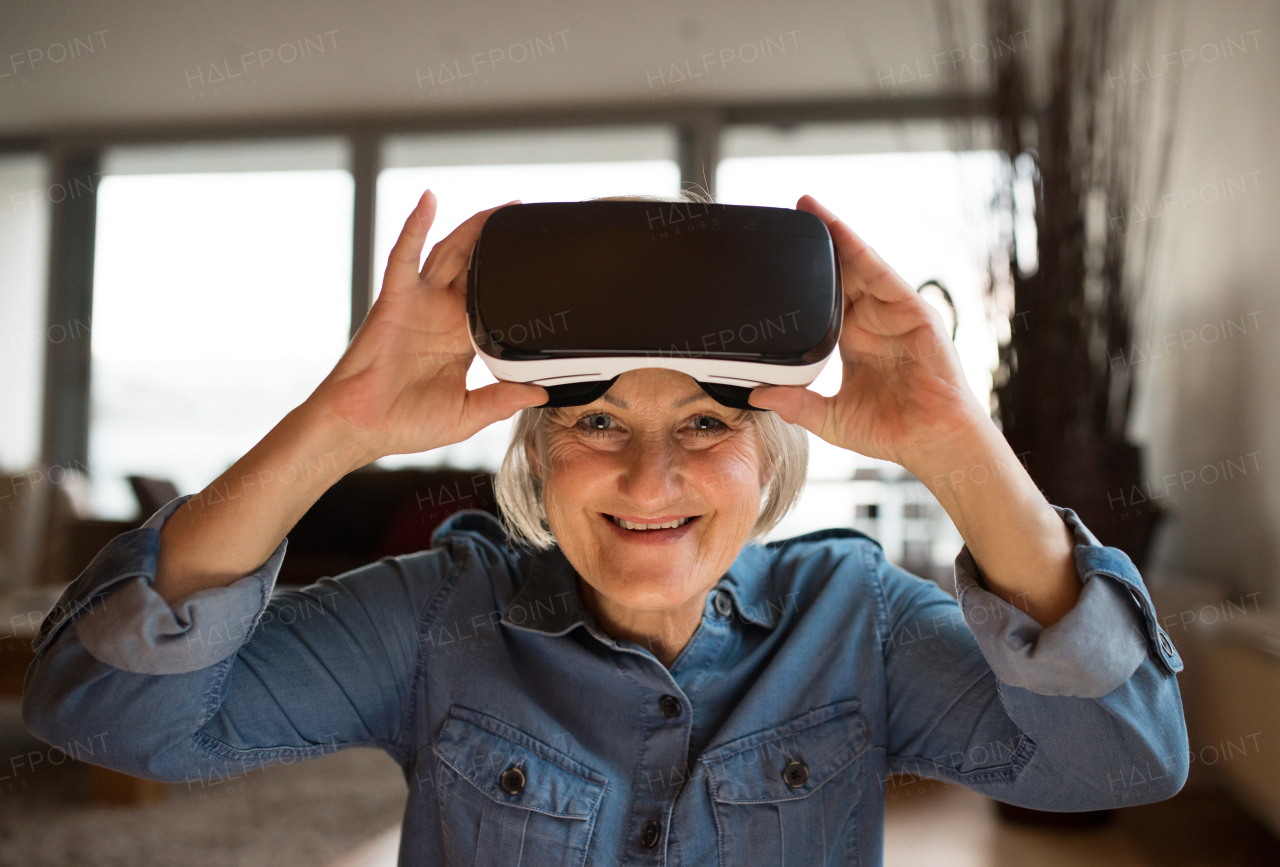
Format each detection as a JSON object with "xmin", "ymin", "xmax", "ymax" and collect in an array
[{"xmin": 1135, "ymin": 0, "xmax": 1280, "ymax": 601}]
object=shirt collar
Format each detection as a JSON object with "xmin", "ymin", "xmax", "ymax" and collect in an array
[
  {"xmin": 429, "ymin": 510, "xmax": 590, "ymax": 636},
  {"xmin": 502, "ymin": 546, "xmax": 589, "ymax": 636},
  {"xmin": 716, "ymin": 543, "xmax": 788, "ymax": 628}
]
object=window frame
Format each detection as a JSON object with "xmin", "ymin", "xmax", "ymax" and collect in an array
[{"xmin": 1, "ymin": 93, "xmax": 992, "ymax": 472}]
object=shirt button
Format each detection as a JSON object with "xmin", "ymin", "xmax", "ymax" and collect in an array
[
  {"xmin": 713, "ymin": 590, "xmax": 733, "ymax": 618},
  {"xmin": 1158, "ymin": 631, "xmax": 1174, "ymax": 656},
  {"xmin": 782, "ymin": 759, "xmax": 809, "ymax": 788},
  {"xmin": 498, "ymin": 765, "xmax": 525, "ymax": 795},
  {"xmin": 659, "ymin": 695, "xmax": 682, "ymax": 719},
  {"xmin": 640, "ymin": 819, "xmax": 661, "ymax": 848}
]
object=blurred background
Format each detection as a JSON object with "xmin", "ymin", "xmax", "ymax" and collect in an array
[{"xmin": 0, "ymin": 0, "xmax": 1276, "ymax": 864}]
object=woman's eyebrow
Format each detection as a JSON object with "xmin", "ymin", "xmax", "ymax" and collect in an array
[{"xmin": 672, "ymin": 392, "xmax": 711, "ymax": 408}]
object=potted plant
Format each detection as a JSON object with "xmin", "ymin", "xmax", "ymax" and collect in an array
[{"xmin": 984, "ymin": 0, "xmax": 1181, "ymax": 572}]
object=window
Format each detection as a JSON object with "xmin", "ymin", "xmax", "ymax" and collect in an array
[
  {"xmin": 78, "ymin": 120, "xmax": 1002, "ymax": 579},
  {"xmin": 0, "ymin": 154, "xmax": 50, "ymax": 474},
  {"xmin": 89, "ymin": 139, "xmax": 353, "ymax": 517},
  {"xmin": 373, "ymin": 126, "xmax": 681, "ymax": 471}
]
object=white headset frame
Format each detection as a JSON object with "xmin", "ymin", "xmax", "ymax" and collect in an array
[{"xmin": 470, "ymin": 330, "xmax": 836, "ymax": 389}]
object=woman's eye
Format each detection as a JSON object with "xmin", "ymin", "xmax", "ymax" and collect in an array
[
  {"xmin": 689, "ymin": 415, "xmax": 726, "ymax": 434},
  {"xmin": 579, "ymin": 413, "xmax": 614, "ymax": 433}
]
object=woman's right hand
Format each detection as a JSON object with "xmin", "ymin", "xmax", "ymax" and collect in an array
[
  {"xmin": 308, "ymin": 190, "xmax": 547, "ymax": 467},
  {"xmin": 153, "ymin": 192, "xmax": 544, "ymax": 603}
]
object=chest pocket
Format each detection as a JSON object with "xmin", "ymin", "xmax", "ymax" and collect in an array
[
  {"xmin": 433, "ymin": 706, "xmax": 607, "ymax": 867},
  {"xmin": 701, "ymin": 699, "xmax": 868, "ymax": 867}
]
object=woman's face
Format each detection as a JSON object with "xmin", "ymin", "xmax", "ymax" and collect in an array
[{"xmin": 536, "ymin": 368, "xmax": 765, "ymax": 615}]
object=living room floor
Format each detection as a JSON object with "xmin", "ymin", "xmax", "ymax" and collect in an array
[
  {"xmin": 3, "ymin": 697, "xmax": 1276, "ymax": 867},
  {"xmin": 0, "ymin": 698, "xmax": 406, "ymax": 867}
]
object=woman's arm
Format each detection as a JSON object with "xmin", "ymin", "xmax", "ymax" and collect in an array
[
  {"xmin": 750, "ymin": 195, "xmax": 1077, "ymax": 627},
  {"xmin": 23, "ymin": 516, "xmax": 461, "ymax": 781},
  {"xmin": 152, "ymin": 191, "xmax": 546, "ymax": 604},
  {"xmin": 876, "ymin": 543, "xmax": 1188, "ymax": 810},
  {"xmin": 752, "ymin": 196, "xmax": 1189, "ymax": 809},
  {"xmin": 904, "ymin": 418, "xmax": 1079, "ymax": 627},
  {"xmin": 152, "ymin": 402, "xmax": 361, "ymax": 603},
  {"xmin": 23, "ymin": 191, "xmax": 544, "ymax": 778}
]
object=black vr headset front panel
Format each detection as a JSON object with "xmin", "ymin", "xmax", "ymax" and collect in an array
[{"xmin": 468, "ymin": 202, "xmax": 840, "ymax": 366}]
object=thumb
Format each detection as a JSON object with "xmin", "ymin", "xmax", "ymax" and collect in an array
[
  {"xmin": 459, "ymin": 381, "xmax": 548, "ymax": 437},
  {"xmin": 749, "ymin": 384, "xmax": 829, "ymax": 433}
]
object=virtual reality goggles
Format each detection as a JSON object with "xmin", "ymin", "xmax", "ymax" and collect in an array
[{"xmin": 466, "ymin": 201, "xmax": 842, "ymax": 410}]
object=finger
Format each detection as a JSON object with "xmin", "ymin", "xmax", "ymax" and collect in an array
[
  {"xmin": 420, "ymin": 200, "xmax": 521, "ymax": 288},
  {"xmin": 797, "ymin": 195, "xmax": 916, "ymax": 304},
  {"xmin": 385, "ymin": 190, "xmax": 438, "ymax": 285},
  {"xmin": 847, "ymin": 291, "xmax": 937, "ymax": 339},
  {"xmin": 458, "ymin": 380, "xmax": 548, "ymax": 439},
  {"xmin": 748, "ymin": 384, "xmax": 830, "ymax": 434},
  {"xmin": 841, "ymin": 316, "xmax": 906, "ymax": 356},
  {"xmin": 446, "ymin": 259, "xmax": 470, "ymax": 298}
]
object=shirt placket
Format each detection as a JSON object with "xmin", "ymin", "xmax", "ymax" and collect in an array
[{"xmin": 581, "ymin": 597, "xmax": 732, "ymax": 865}]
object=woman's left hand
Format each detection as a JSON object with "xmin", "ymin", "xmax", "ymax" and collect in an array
[
  {"xmin": 748, "ymin": 195, "xmax": 989, "ymax": 475},
  {"xmin": 752, "ymin": 195, "xmax": 1081, "ymax": 628}
]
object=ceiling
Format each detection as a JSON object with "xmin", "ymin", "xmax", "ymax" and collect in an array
[{"xmin": 0, "ymin": 0, "xmax": 997, "ymax": 137}]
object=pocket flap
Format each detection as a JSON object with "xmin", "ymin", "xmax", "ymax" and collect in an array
[
  {"xmin": 701, "ymin": 699, "xmax": 867, "ymax": 803},
  {"xmin": 433, "ymin": 706, "xmax": 607, "ymax": 819}
]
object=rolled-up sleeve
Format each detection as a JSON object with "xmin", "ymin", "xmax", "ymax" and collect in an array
[
  {"xmin": 952, "ymin": 506, "xmax": 1182, "ymax": 698},
  {"xmin": 72, "ymin": 495, "xmax": 284, "ymax": 675}
]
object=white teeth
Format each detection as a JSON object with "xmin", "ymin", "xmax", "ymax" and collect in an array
[{"xmin": 612, "ymin": 516, "xmax": 693, "ymax": 531}]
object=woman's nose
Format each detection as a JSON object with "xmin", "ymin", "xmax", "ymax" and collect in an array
[{"xmin": 617, "ymin": 437, "xmax": 684, "ymax": 510}]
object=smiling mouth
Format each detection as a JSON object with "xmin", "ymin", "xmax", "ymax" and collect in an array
[{"xmin": 606, "ymin": 515, "xmax": 699, "ymax": 532}]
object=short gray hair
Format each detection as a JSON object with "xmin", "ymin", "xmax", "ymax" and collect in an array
[{"xmin": 494, "ymin": 190, "xmax": 810, "ymax": 549}]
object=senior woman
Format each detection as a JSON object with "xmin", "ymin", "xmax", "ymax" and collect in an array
[{"xmin": 23, "ymin": 191, "xmax": 1186, "ymax": 866}]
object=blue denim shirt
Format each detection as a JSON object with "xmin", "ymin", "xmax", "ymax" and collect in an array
[{"xmin": 23, "ymin": 497, "xmax": 1188, "ymax": 866}]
